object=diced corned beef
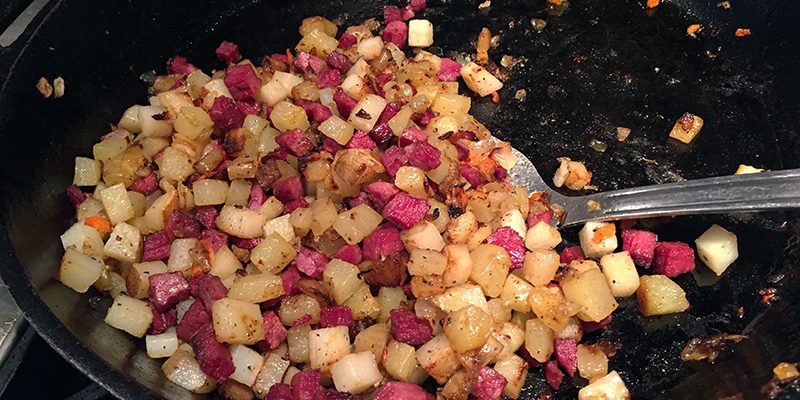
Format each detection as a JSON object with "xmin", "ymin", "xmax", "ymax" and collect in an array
[
  {"xmin": 232, "ymin": 237, "xmax": 262, "ymax": 250},
  {"xmin": 399, "ymin": 126, "xmax": 427, "ymax": 146},
  {"xmin": 262, "ymin": 148, "xmax": 289, "ymax": 162},
  {"xmin": 224, "ymin": 64, "xmax": 261, "ymax": 101},
  {"xmin": 363, "ymin": 225, "xmax": 404, "ymax": 261},
  {"xmin": 370, "ymin": 123, "xmax": 394, "ymax": 144},
  {"xmin": 248, "ymin": 184, "xmax": 266, "ymax": 211},
  {"xmin": 326, "ymin": 52, "xmax": 352, "ymax": 73},
  {"xmin": 338, "ymin": 33, "xmax": 357, "ymax": 49},
  {"xmin": 459, "ymin": 164, "xmax": 481, "ymax": 188},
  {"xmin": 383, "ymin": 192, "xmax": 430, "ymax": 230},
  {"xmin": 376, "ymin": 72, "xmax": 395, "ymax": 88},
  {"xmin": 527, "ymin": 210, "xmax": 553, "ymax": 228},
  {"xmin": 316, "ymin": 68, "xmax": 342, "ymax": 88},
  {"xmin": 401, "ymin": 5, "xmax": 416, "ymax": 20},
  {"xmin": 581, "ymin": 315, "xmax": 612, "ymax": 333},
  {"xmin": 189, "ymin": 274, "xmax": 229, "ymax": 311},
  {"xmin": 191, "ymin": 324, "xmax": 235, "ymax": 381},
  {"xmin": 168, "ymin": 55, "xmax": 197, "ymax": 75},
  {"xmin": 411, "ymin": 109, "xmax": 435, "ymax": 127},
  {"xmin": 323, "ymin": 137, "xmax": 345, "ymax": 155},
  {"xmin": 402, "ymin": 283, "xmax": 415, "ymax": 300},
  {"xmin": 438, "ymin": 58, "xmax": 461, "ymax": 82},
  {"xmin": 544, "ymin": 360, "xmax": 563, "ymax": 390},
  {"xmin": 405, "ymin": 141, "xmax": 441, "ymax": 171},
  {"xmin": 259, "ymin": 311, "xmax": 288, "ymax": 351},
  {"xmin": 554, "ymin": 338, "xmax": 578, "ymax": 377},
  {"xmin": 653, "ymin": 242, "xmax": 695, "ymax": 277},
  {"xmin": 454, "ymin": 142, "xmax": 469, "ymax": 161},
  {"xmin": 373, "ymin": 382, "xmax": 434, "ymax": 400},
  {"xmin": 148, "ymin": 272, "xmax": 191, "ymax": 313},
  {"xmin": 495, "ymin": 165, "xmax": 507, "ymax": 180},
  {"xmin": 346, "ymin": 131, "xmax": 377, "ymax": 149},
  {"xmin": 332, "ymin": 245, "xmax": 362, "ymax": 265},
  {"xmin": 215, "ymin": 40, "xmax": 241, "ymax": 63},
  {"xmin": 297, "ymin": 100, "xmax": 334, "ymax": 123},
  {"xmin": 295, "ymin": 247, "xmax": 330, "ymax": 279},
  {"xmin": 131, "ymin": 173, "xmax": 158, "ymax": 195},
  {"xmin": 274, "ymin": 176, "xmax": 304, "ymax": 203},
  {"xmin": 486, "ymin": 226, "xmax": 525, "ymax": 270},
  {"xmin": 367, "ymin": 181, "xmax": 400, "ymax": 211},
  {"xmin": 177, "ymin": 300, "xmax": 210, "ymax": 341},
  {"xmin": 142, "ymin": 230, "xmax": 171, "ymax": 261},
  {"xmin": 320, "ymin": 306, "xmax": 355, "ymax": 328},
  {"xmin": 210, "ymin": 96, "xmax": 245, "ymax": 132},
  {"xmin": 473, "ymin": 367, "xmax": 508, "ymax": 400},
  {"xmin": 348, "ymin": 193, "xmax": 369, "ymax": 209},
  {"xmin": 382, "ymin": 146, "xmax": 408, "ymax": 177},
  {"xmin": 383, "ymin": 21, "xmax": 408, "ymax": 48},
  {"xmin": 148, "ymin": 303, "xmax": 177, "ymax": 335},
  {"xmin": 267, "ymin": 383, "xmax": 292, "ymax": 400},
  {"xmin": 383, "ymin": 5, "xmax": 403, "ymax": 23},
  {"xmin": 237, "ymin": 99, "xmax": 262, "ymax": 116},
  {"xmin": 284, "ymin": 199, "xmax": 310, "ymax": 213},
  {"xmin": 276, "ymin": 129, "xmax": 315, "ymax": 157},
  {"xmin": 622, "ymin": 229, "xmax": 658, "ymax": 267},
  {"xmin": 291, "ymin": 369, "xmax": 321, "ymax": 400},
  {"xmin": 292, "ymin": 314, "xmax": 313, "ymax": 327},
  {"xmin": 294, "ymin": 52, "xmax": 327, "ymax": 75},
  {"xmin": 333, "ymin": 90, "xmax": 358, "ymax": 117},
  {"xmin": 410, "ymin": 0, "xmax": 426, "ymax": 11},
  {"xmin": 560, "ymin": 245, "xmax": 585, "ymax": 264},
  {"xmin": 165, "ymin": 210, "xmax": 201, "ymax": 240},
  {"xmin": 517, "ymin": 345, "xmax": 540, "ymax": 367},
  {"xmin": 200, "ymin": 229, "xmax": 228, "ymax": 252},
  {"xmin": 66, "ymin": 185, "xmax": 89, "ymax": 208},
  {"xmin": 281, "ymin": 265, "xmax": 303, "ymax": 296},
  {"xmin": 390, "ymin": 309, "xmax": 432, "ymax": 346}
]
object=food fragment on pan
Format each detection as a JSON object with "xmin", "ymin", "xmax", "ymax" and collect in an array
[
  {"xmin": 735, "ymin": 28, "xmax": 752, "ymax": 37},
  {"xmin": 478, "ymin": 0, "xmax": 491, "ymax": 9},
  {"xmin": 553, "ymin": 157, "xmax": 593, "ymax": 190},
  {"xmin": 53, "ymin": 77, "xmax": 66, "ymax": 98},
  {"xmin": 686, "ymin": 24, "xmax": 702, "ymax": 38},
  {"xmin": 616, "ymin": 126, "xmax": 631, "ymax": 142},
  {"xmin": 646, "ymin": 0, "xmax": 660, "ymax": 9},
  {"xmin": 762, "ymin": 362, "xmax": 800, "ymax": 397},
  {"xmin": 734, "ymin": 164, "xmax": 765, "ymax": 175},
  {"xmin": 680, "ymin": 333, "xmax": 747, "ymax": 363},
  {"xmin": 717, "ymin": 1, "xmax": 731, "ymax": 9},
  {"xmin": 668, "ymin": 112, "xmax": 704, "ymax": 144},
  {"xmin": 36, "ymin": 77, "xmax": 53, "ymax": 98},
  {"xmin": 476, "ymin": 27, "xmax": 491, "ymax": 65},
  {"xmin": 531, "ymin": 18, "xmax": 547, "ymax": 32},
  {"xmin": 773, "ymin": 362, "xmax": 800, "ymax": 382}
]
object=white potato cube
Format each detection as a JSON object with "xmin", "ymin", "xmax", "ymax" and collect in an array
[
  {"xmin": 272, "ymin": 71, "xmax": 304, "ymax": 93},
  {"xmin": 695, "ymin": 224, "xmax": 739, "ymax": 276},
  {"xmin": 263, "ymin": 214, "xmax": 295, "ymax": 242},
  {"xmin": 384, "ymin": 340, "xmax": 420, "ymax": 381},
  {"xmin": 211, "ymin": 298, "xmax": 265, "ymax": 344},
  {"xmin": 525, "ymin": 221, "xmax": 562, "ymax": 250},
  {"xmin": 344, "ymin": 284, "xmax": 381, "ymax": 320},
  {"xmin": 500, "ymin": 209, "xmax": 527, "ymax": 240},
  {"xmin": 167, "ymin": 238, "xmax": 201, "ymax": 272},
  {"xmin": 599, "ymin": 252, "xmax": 640, "ymax": 297},
  {"xmin": 192, "ymin": 179, "xmax": 229, "ymax": 206},
  {"xmin": 144, "ymin": 191, "xmax": 177, "ymax": 231},
  {"xmin": 161, "ymin": 347, "xmax": 216, "ymax": 394},
  {"xmin": 318, "ymin": 114, "xmax": 355, "ymax": 145},
  {"xmin": 60, "ymin": 222, "xmax": 105, "ymax": 258},
  {"xmin": 408, "ymin": 19, "xmax": 434, "ymax": 47},
  {"xmin": 104, "ymin": 294, "xmax": 153, "ymax": 337},
  {"xmin": 73, "ymin": 157, "xmax": 102, "ymax": 186},
  {"xmin": 348, "ymin": 94, "xmax": 388, "ymax": 132},
  {"xmin": 401, "ymin": 221, "xmax": 445, "ymax": 251},
  {"xmin": 59, "ymin": 248, "xmax": 104, "ymax": 293},
  {"xmin": 103, "ymin": 222, "xmax": 141, "ymax": 264},
  {"xmin": 636, "ymin": 275, "xmax": 690, "ymax": 316},
  {"xmin": 229, "ymin": 344, "xmax": 265, "ymax": 386},
  {"xmin": 578, "ymin": 371, "xmax": 630, "ymax": 400},
  {"xmin": 250, "ymin": 233, "xmax": 297, "ymax": 274},
  {"xmin": 253, "ymin": 352, "xmax": 290, "ymax": 397},
  {"xmin": 100, "ymin": 183, "xmax": 135, "ymax": 225},
  {"xmin": 209, "ymin": 246, "xmax": 243, "ymax": 279},
  {"xmin": 341, "ymin": 74, "xmax": 367, "ymax": 101},
  {"xmin": 357, "ymin": 36, "xmax": 385, "ymax": 61},
  {"xmin": 308, "ymin": 326, "xmax": 351, "ymax": 372},
  {"xmin": 331, "ymin": 351, "xmax": 383, "ymax": 394},
  {"xmin": 146, "ymin": 328, "xmax": 179, "ymax": 358},
  {"xmin": 322, "ymin": 259, "xmax": 362, "ymax": 304},
  {"xmin": 228, "ymin": 273, "xmax": 284, "ymax": 304},
  {"xmin": 258, "ymin": 79, "xmax": 290, "ymax": 106},
  {"xmin": 579, "ymin": 221, "xmax": 618, "ymax": 258},
  {"xmin": 460, "ymin": 62, "xmax": 504, "ymax": 97},
  {"xmin": 416, "ymin": 334, "xmax": 460, "ymax": 384},
  {"xmin": 430, "ymin": 284, "xmax": 488, "ymax": 314},
  {"xmin": 216, "ymin": 205, "xmax": 268, "ymax": 239},
  {"xmin": 493, "ymin": 355, "xmax": 529, "ymax": 399},
  {"xmin": 407, "ymin": 249, "xmax": 447, "ymax": 276}
]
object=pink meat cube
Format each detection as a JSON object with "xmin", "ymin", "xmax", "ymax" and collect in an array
[
  {"xmin": 338, "ymin": 33, "xmax": 357, "ymax": 50},
  {"xmin": 142, "ymin": 230, "xmax": 171, "ymax": 261},
  {"xmin": 165, "ymin": 210, "xmax": 201, "ymax": 240},
  {"xmin": 294, "ymin": 52, "xmax": 326, "ymax": 75},
  {"xmin": 316, "ymin": 68, "xmax": 342, "ymax": 88},
  {"xmin": 560, "ymin": 246, "xmax": 585, "ymax": 264},
  {"xmin": 188, "ymin": 274, "xmax": 228, "ymax": 311},
  {"xmin": 168, "ymin": 55, "xmax": 197, "ymax": 75},
  {"xmin": 176, "ymin": 300, "xmax": 210, "ymax": 341},
  {"xmin": 347, "ymin": 192, "xmax": 368, "ymax": 209},
  {"xmin": 266, "ymin": 383, "xmax": 292, "ymax": 400},
  {"xmin": 247, "ymin": 184, "xmax": 266, "ymax": 210},
  {"xmin": 383, "ymin": 5, "xmax": 403, "ymax": 23},
  {"xmin": 199, "ymin": 229, "xmax": 228, "ymax": 252},
  {"xmin": 232, "ymin": 237, "xmax": 262, "ymax": 250},
  {"xmin": 295, "ymin": 247, "xmax": 330, "ymax": 279},
  {"xmin": 527, "ymin": 210, "xmax": 553, "ymax": 228},
  {"xmin": 399, "ymin": 126, "xmax": 427, "ymax": 146},
  {"xmin": 224, "ymin": 64, "xmax": 261, "ymax": 101},
  {"xmin": 459, "ymin": 164, "xmax": 481, "ymax": 188},
  {"xmin": 383, "ymin": 21, "xmax": 408, "ymax": 48},
  {"xmin": 276, "ymin": 129, "xmax": 315, "ymax": 157},
  {"xmin": 297, "ymin": 100, "xmax": 333, "ymax": 123},
  {"xmin": 405, "ymin": 141, "xmax": 441, "ymax": 171},
  {"xmin": 284, "ymin": 199, "xmax": 309, "ymax": 213},
  {"xmin": 148, "ymin": 303, "xmax": 177, "ymax": 335},
  {"xmin": 346, "ymin": 131, "xmax": 377, "ymax": 149},
  {"xmin": 363, "ymin": 225, "xmax": 404, "ymax": 261},
  {"xmin": 215, "ymin": 40, "xmax": 241, "ymax": 63},
  {"xmin": 237, "ymin": 99, "xmax": 262, "ymax": 116},
  {"xmin": 332, "ymin": 245, "xmax": 363, "ymax": 265},
  {"xmin": 401, "ymin": 5, "xmax": 415, "ymax": 20},
  {"xmin": 274, "ymin": 176, "xmax": 305, "ymax": 203},
  {"xmin": 148, "ymin": 272, "xmax": 191, "ymax": 313},
  {"xmin": 291, "ymin": 369, "xmax": 321, "ymax": 400},
  {"xmin": 438, "ymin": 58, "xmax": 461, "ymax": 82},
  {"xmin": 383, "ymin": 192, "xmax": 430, "ymax": 230},
  {"xmin": 581, "ymin": 315, "xmax": 612, "ymax": 333},
  {"xmin": 66, "ymin": 185, "xmax": 89, "ymax": 208},
  {"xmin": 191, "ymin": 324, "xmax": 235, "ymax": 381},
  {"xmin": 486, "ymin": 226, "xmax": 525, "ymax": 270},
  {"xmin": 210, "ymin": 96, "xmax": 245, "ymax": 132},
  {"xmin": 622, "ymin": 229, "xmax": 658, "ymax": 267},
  {"xmin": 373, "ymin": 382, "xmax": 434, "ymax": 400},
  {"xmin": 281, "ymin": 265, "xmax": 303, "ymax": 296},
  {"xmin": 653, "ymin": 241, "xmax": 695, "ymax": 277},
  {"xmin": 195, "ymin": 206, "xmax": 219, "ymax": 230},
  {"xmin": 390, "ymin": 309, "xmax": 432, "ymax": 346},
  {"xmin": 131, "ymin": 173, "xmax": 158, "ymax": 195},
  {"xmin": 517, "ymin": 345, "xmax": 541, "ymax": 367},
  {"xmin": 333, "ymin": 90, "xmax": 358, "ymax": 117},
  {"xmin": 495, "ymin": 165, "xmax": 507, "ymax": 180},
  {"xmin": 320, "ymin": 306, "xmax": 354, "ymax": 328},
  {"xmin": 323, "ymin": 137, "xmax": 345, "ymax": 155},
  {"xmin": 326, "ymin": 52, "xmax": 351, "ymax": 73},
  {"xmin": 381, "ymin": 146, "xmax": 408, "ymax": 177},
  {"xmin": 554, "ymin": 338, "xmax": 577, "ymax": 377},
  {"xmin": 473, "ymin": 367, "xmax": 508, "ymax": 400},
  {"xmin": 544, "ymin": 360, "xmax": 563, "ymax": 390},
  {"xmin": 367, "ymin": 181, "xmax": 400, "ymax": 211},
  {"xmin": 411, "ymin": 109, "xmax": 435, "ymax": 127},
  {"xmin": 410, "ymin": 0, "xmax": 427, "ymax": 11},
  {"xmin": 258, "ymin": 311, "xmax": 288, "ymax": 351}
]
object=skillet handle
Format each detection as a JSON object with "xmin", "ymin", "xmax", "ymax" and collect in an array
[{"xmin": 560, "ymin": 169, "xmax": 800, "ymax": 227}]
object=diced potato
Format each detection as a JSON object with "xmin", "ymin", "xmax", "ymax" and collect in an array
[
  {"xmin": 427, "ymin": 199, "xmax": 450, "ymax": 231},
  {"xmin": 144, "ymin": 191, "xmax": 178, "ymax": 231},
  {"xmin": 157, "ymin": 147, "xmax": 194, "ymax": 182},
  {"xmin": 226, "ymin": 155, "xmax": 258, "ymax": 180},
  {"xmin": 493, "ymin": 355, "xmax": 529, "ymax": 399},
  {"xmin": 331, "ymin": 351, "xmax": 383, "ymax": 394},
  {"xmin": 146, "ymin": 328, "xmax": 179, "ymax": 359},
  {"xmin": 408, "ymin": 19, "xmax": 434, "ymax": 47},
  {"xmin": 295, "ymin": 29, "xmax": 339, "ymax": 57},
  {"xmin": 309, "ymin": 326, "xmax": 351, "ymax": 372},
  {"xmin": 128, "ymin": 191, "xmax": 147, "ymax": 217},
  {"xmin": 59, "ymin": 248, "xmax": 104, "ymax": 293},
  {"xmin": 211, "ymin": 298, "xmax": 265, "ymax": 344},
  {"xmin": 344, "ymin": 283, "xmax": 381, "ymax": 320},
  {"xmin": 525, "ymin": 221, "xmax": 562, "ymax": 250},
  {"xmin": 467, "ymin": 225, "xmax": 493, "ymax": 251},
  {"xmin": 600, "ymin": 252, "xmax": 640, "ymax": 297},
  {"xmin": 636, "ymin": 275, "xmax": 690, "ymax": 316},
  {"xmin": 395, "ymin": 166, "xmax": 428, "ymax": 199},
  {"xmin": 289, "ymin": 207, "xmax": 313, "ymax": 237},
  {"xmin": 103, "ymin": 222, "xmax": 142, "ymax": 264},
  {"xmin": 104, "ymin": 294, "xmax": 153, "ymax": 337},
  {"xmin": 416, "ymin": 333, "xmax": 460, "ymax": 384},
  {"xmin": 333, "ymin": 204, "xmax": 383, "ymax": 245},
  {"xmin": 735, "ymin": 164, "xmax": 765, "ymax": 175},
  {"xmin": 310, "ymin": 197, "xmax": 337, "ymax": 236},
  {"xmin": 348, "ymin": 94, "xmax": 387, "ymax": 132},
  {"xmin": 446, "ymin": 211, "xmax": 478, "ymax": 245},
  {"xmin": 259, "ymin": 196, "xmax": 285, "ymax": 220},
  {"xmin": 443, "ymin": 305, "xmax": 493, "ymax": 353},
  {"xmin": 263, "ymin": 214, "xmax": 295, "ymax": 243},
  {"xmin": 279, "ymin": 294, "xmax": 321, "ymax": 325},
  {"xmin": 174, "ymin": 106, "xmax": 213, "ymax": 141},
  {"xmin": 166, "ymin": 238, "xmax": 201, "ymax": 272},
  {"xmin": 354, "ymin": 323, "xmax": 390, "ymax": 362},
  {"xmin": 283, "ymin": 366, "xmax": 301, "ymax": 385},
  {"xmin": 408, "ymin": 249, "xmax": 447, "ymax": 276},
  {"xmin": 76, "ymin": 198, "xmax": 105, "ymax": 221},
  {"xmin": 228, "ymin": 273, "xmax": 284, "ymax": 303},
  {"xmin": 410, "ymin": 273, "xmax": 445, "ymax": 298},
  {"xmin": 460, "ymin": 62, "xmax": 503, "ymax": 97},
  {"xmin": 287, "ymin": 325, "xmax": 312, "ymax": 364},
  {"xmin": 668, "ymin": 112, "xmax": 704, "ymax": 144},
  {"xmin": 272, "ymin": 71, "xmax": 304, "ymax": 94},
  {"xmin": 74, "ymin": 157, "xmax": 102, "ymax": 186},
  {"xmin": 562, "ymin": 268, "xmax": 618, "ymax": 322},
  {"xmin": 137, "ymin": 105, "xmax": 173, "ymax": 138},
  {"xmin": 258, "ymin": 79, "xmax": 290, "ymax": 106},
  {"xmin": 318, "ymin": 114, "xmax": 355, "ymax": 145},
  {"xmin": 161, "ymin": 347, "xmax": 216, "ymax": 394},
  {"xmin": 470, "ymin": 244, "xmax": 510, "ymax": 297},
  {"xmin": 555, "ymin": 317, "xmax": 584, "ymax": 341},
  {"xmin": 384, "ymin": 340, "xmax": 421, "ymax": 381},
  {"xmin": 553, "ymin": 157, "xmax": 592, "ymax": 190},
  {"xmin": 157, "ymin": 90, "xmax": 193, "ymax": 119},
  {"xmin": 577, "ymin": 343, "xmax": 608, "ymax": 381},
  {"xmin": 579, "ymin": 221, "xmax": 618, "ymax": 258},
  {"xmin": 528, "ymin": 286, "xmax": 579, "ymax": 332},
  {"xmin": 493, "ymin": 322, "xmax": 526, "ymax": 361},
  {"xmin": 125, "ymin": 261, "xmax": 168, "ymax": 299},
  {"xmin": 270, "ymin": 100, "xmax": 310, "ymax": 132},
  {"xmin": 440, "ymin": 370, "xmax": 470, "ymax": 400},
  {"xmin": 60, "ymin": 221, "xmax": 105, "ymax": 258},
  {"xmin": 225, "ymin": 180, "xmax": 252, "ymax": 207},
  {"xmin": 323, "ymin": 259, "xmax": 363, "ymax": 304},
  {"xmin": 100, "ymin": 183, "xmax": 135, "ymax": 225},
  {"xmin": 377, "ymin": 287, "xmax": 408, "ymax": 322},
  {"xmin": 524, "ymin": 318, "xmax": 554, "ymax": 363},
  {"xmin": 402, "ymin": 221, "xmax": 445, "ymax": 252},
  {"xmin": 118, "ymin": 105, "xmax": 142, "ymax": 133},
  {"xmin": 431, "ymin": 284, "xmax": 488, "ymax": 314},
  {"xmin": 341, "ymin": 74, "xmax": 367, "ymax": 100},
  {"xmin": 217, "ymin": 205, "xmax": 268, "ymax": 239},
  {"xmin": 209, "ymin": 246, "xmax": 242, "ymax": 279},
  {"xmin": 357, "ymin": 36, "xmax": 384, "ymax": 61},
  {"xmin": 192, "ymin": 179, "xmax": 229, "ymax": 206},
  {"xmin": 388, "ymin": 106, "xmax": 414, "ymax": 136},
  {"xmin": 695, "ymin": 224, "xmax": 739, "ymax": 276},
  {"xmin": 578, "ymin": 371, "xmax": 630, "ymax": 400},
  {"xmin": 500, "ymin": 274, "xmax": 534, "ymax": 313},
  {"xmin": 201, "ymin": 79, "xmax": 233, "ymax": 109},
  {"xmin": 442, "ymin": 244, "xmax": 473, "ymax": 287},
  {"xmin": 430, "ymin": 93, "xmax": 471, "ymax": 116},
  {"xmin": 249, "ymin": 233, "xmax": 296, "ymax": 274},
  {"xmin": 500, "ymin": 209, "xmax": 527, "ymax": 240},
  {"xmin": 486, "ymin": 298, "xmax": 512, "ymax": 323},
  {"xmin": 229, "ymin": 344, "xmax": 265, "ymax": 386},
  {"xmin": 521, "ymin": 248, "xmax": 560, "ymax": 286},
  {"xmin": 252, "ymin": 353, "xmax": 290, "ymax": 398}
]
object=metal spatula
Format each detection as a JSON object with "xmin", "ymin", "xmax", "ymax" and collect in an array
[{"xmin": 508, "ymin": 148, "xmax": 800, "ymax": 228}]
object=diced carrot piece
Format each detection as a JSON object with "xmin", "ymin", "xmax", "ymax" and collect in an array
[
  {"xmin": 84, "ymin": 215, "xmax": 112, "ymax": 234},
  {"xmin": 592, "ymin": 223, "xmax": 616, "ymax": 243}
]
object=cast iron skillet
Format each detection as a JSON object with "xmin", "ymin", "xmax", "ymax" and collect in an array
[{"xmin": 0, "ymin": 0, "xmax": 799, "ymax": 398}]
